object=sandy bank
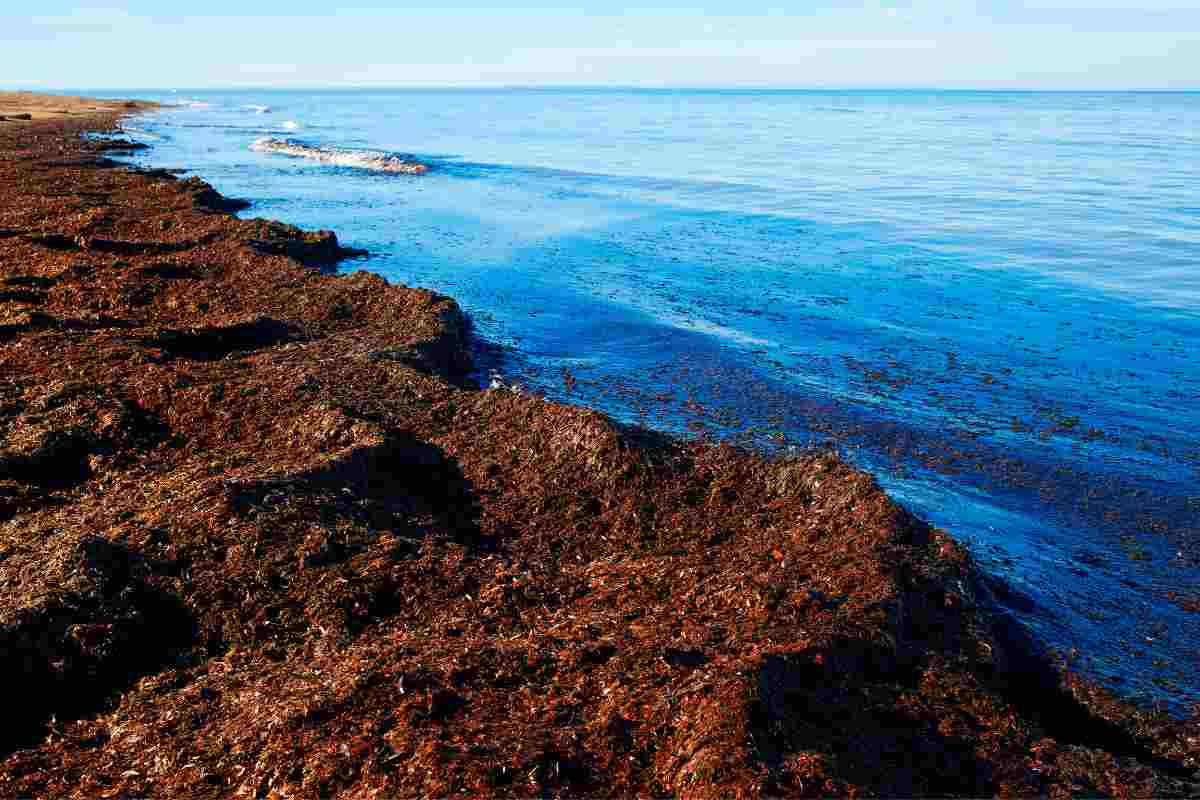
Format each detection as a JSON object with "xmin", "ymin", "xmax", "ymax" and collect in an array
[
  {"xmin": 0, "ymin": 95, "xmax": 1195, "ymax": 798},
  {"xmin": 0, "ymin": 91, "xmax": 156, "ymax": 123}
]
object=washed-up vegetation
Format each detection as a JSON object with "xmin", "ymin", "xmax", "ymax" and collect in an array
[{"xmin": 0, "ymin": 100, "xmax": 1196, "ymax": 798}]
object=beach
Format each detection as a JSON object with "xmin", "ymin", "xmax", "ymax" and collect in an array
[
  {"xmin": 0, "ymin": 93, "xmax": 1195, "ymax": 797},
  {"xmin": 0, "ymin": 91, "xmax": 147, "ymax": 122},
  {"xmin": 115, "ymin": 87, "xmax": 1200, "ymax": 715}
]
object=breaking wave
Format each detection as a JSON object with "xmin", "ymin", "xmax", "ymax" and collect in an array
[{"xmin": 250, "ymin": 137, "xmax": 429, "ymax": 174}]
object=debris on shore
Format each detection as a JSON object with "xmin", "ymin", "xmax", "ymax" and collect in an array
[{"xmin": 0, "ymin": 102, "xmax": 1196, "ymax": 798}]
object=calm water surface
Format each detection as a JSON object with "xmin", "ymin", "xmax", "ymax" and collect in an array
[{"xmin": 94, "ymin": 88, "xmax": 1200, "ymax": 714}]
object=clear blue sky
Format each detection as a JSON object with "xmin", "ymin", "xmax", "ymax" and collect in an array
[{"xmin": 3, "ymin": 2, "xmax": 1198, "ymax": 90}]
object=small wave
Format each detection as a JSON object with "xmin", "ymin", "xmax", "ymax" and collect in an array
[
  {"xmin": 163, "ymin": 98, "xmax": 213, "ymax": 110},
  {"xmin": 814, "ymin": 106, "xmax": 864, "ymax": 114},
  {"xmin": 250, "ymin": 137, "xmax": 429, "ymax": 175},
  {"xmin": 118, "ymin": 125, "xmax": 163, "ymax": 141},
  {"xmin": 282, "ymin": 120, "xmax": 302, "ymax": 131},
  {"xmin": 245, "ymin": 105, "xmax": 272, "ymax": 114},
  {"xmin": 177, "ymin": 124, "xmax": 279, "ymax": 135}
]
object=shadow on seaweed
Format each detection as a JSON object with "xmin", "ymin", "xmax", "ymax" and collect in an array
[
  {"xmin": 226, "ymin": 431, "xmax": 485, "ymax": 638},
  {"xmin": 754, "ymin": 643, "xmax": 997, "ymax": 797},
  {"xmin": 976, "ymin": 572, "xmax": 1197, "ymax": 779},
  {"xmin": 229, "ymin": 429, "xmax": 484, "ymax": 551},
  {"xmin": 2, "ymin": 276, "xmax": 56, "ymax": 290},
  {"xmin": 0, "ymin": 538, "xmax": 193, "ymax": 756},
  {"xmin": 138, "ymin": 262, "xmax": 201, "ymax": 281},
  {"xmin": 0, "ymin": 401, "xmax": 169, "ymax": 492},
  {"xmin": 145, "ymin": 317, "xmax": 301, "ymax": 362},
  {"xmin": 321, "ymin": 430, "xmax": 482, "ymax": 548},
  {"xmin": 0, "ymin": 429, "xmax": 93, "ymax": 488},
  {"xmin": 899, "ymin": 512, "xmax": 1198, "ymax": 780}
]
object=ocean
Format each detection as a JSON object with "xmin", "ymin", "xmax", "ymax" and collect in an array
[{"xmin": 94, "ymin": 87, "xmax": 1200, "ymax": 714}]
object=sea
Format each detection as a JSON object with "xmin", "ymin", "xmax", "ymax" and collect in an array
[{"xmin": 87, "ymin": 87, "xmax": 1200, "ymax": 715}]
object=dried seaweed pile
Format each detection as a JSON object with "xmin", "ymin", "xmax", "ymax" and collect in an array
[{"xmin": 0, "ymin": 108, "xmax": 1196, "ymax": 798}]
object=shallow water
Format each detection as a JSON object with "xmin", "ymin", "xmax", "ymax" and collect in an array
[{"xmin": 93, "ymin": 87, "xmax": 1200, "ymax": 714}]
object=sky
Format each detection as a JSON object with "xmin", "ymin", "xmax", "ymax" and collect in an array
[{"xmin": 2, "ymin": 2, "xmax": 1198, "ymax": 90}]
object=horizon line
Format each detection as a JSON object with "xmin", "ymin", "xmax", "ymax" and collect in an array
[{"xmin": 5, "ymin": 82, "xmax": 1200, "ymax": 94}]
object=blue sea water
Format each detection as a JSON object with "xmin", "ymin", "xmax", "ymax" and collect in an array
[{"xmin": 93, "ymin": 88, "xmax": 1200, "ymax": 714}]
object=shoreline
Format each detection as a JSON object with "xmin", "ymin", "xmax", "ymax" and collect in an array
[
  {"xmin": 0, "ymin": 91, "xmax": 154, "ymax": 122},
  {"xmin": 0, "ymin": 94, "xmax": 1195, "ymax": 797}
]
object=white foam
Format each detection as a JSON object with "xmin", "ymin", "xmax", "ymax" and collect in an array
[
  {"xmin": 282, "ymin": 120, "xmax": 302, "ymax": 131},
  {"xmin": 250, "ymin": 137, "xmax": 429, "ymax": 175},
  {"xmin": 119, "ymin": 125, "xmax": 161, "ymax": 141},
  {"xmin": 245, "ymin": 105, "xmax": 272, "ymax": 114}
]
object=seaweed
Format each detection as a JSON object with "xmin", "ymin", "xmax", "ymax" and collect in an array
[{"xmin": 0, "ymin": 97, "xmax": 1195, "ymax": 800}]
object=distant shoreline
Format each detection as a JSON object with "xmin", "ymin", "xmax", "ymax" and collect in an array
[
  {"xmin": 0, "ymin": 90, "xmax": 156, "ymax": 122},
  {"xmin": 9, "ymin": 85, "xmax": 1200, "ymax": 95}
]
